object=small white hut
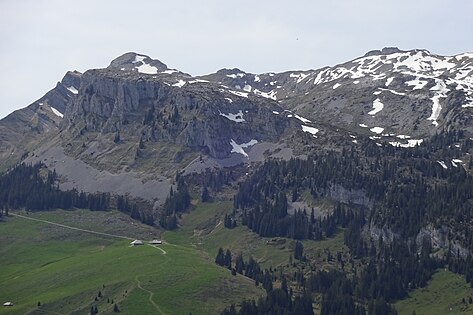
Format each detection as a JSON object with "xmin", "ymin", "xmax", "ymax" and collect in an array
[
  {"xmin": 149, "ymin": 239, "xmax": 162, "ymax": 245},
  {"xmin": 130, "ymin": 240, "xmax": 144, "ymax": 246}
]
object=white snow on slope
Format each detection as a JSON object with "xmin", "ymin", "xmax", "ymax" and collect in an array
[
  {"xmin": 243, "ymin": 84, "xmax": 252, "ymax": 92},
  {"xmin": 230, "ymin": 139, "xmax": 258, "ymax": 157},
  {"xmin": 67, "ymin": 86, "xmax": 78, "ymax": 94},
  {"xmin": 389, "ymin": 139, "xmax": 423, "ymax": 148},
  {"xmin": 253, "ymin": 89, "xmax": 277, "ymax": 100},
  {"xmin": 333, "ymin": 83, "xmax": 341, "ymax": 89},
  {"xmin": 225, "ymin": 97, "xmax": 233, "ymax": 103},
  {"xmin": 173, "ymin": 80, "xmax": 186, "ymax": 88},
  {"xmin": 370, "ymin": 127, "xmax": 384, "ymax": 134},
  {"xmin": 254, "ymin": 75, "xmax": 260, "ymax": 82},
  {"xmin": 133, "ymin": 55, "xmax": 159, "ymax": 74},
  {"xmin": 301, "ymin": 125, "xmax": 319, "ymax": 136},
  {"xmin": 294, "ymin": 115, "xmax": 311, "ymax": 123},
  {"xmin": 437, "ymin": 160, "xmax": 448, "ymax": 169},
  {"xmin": 220, "ymin": 110, "xmax": 245, "ymax": 123},
  {"xmin": 405, "ymin": 78, "xmax": 429, "ymax": 90},
  {"xmin": 162, "ymin": 69, "xmax": 178, "ymax": 74},
  {"xmin": 290, "ymin": 72, "xmax": 310, "ymax": 83},
  {"xmin": 229, "ymin": 90, "xmax": 249, "ymax": 98},
  {"xmin": 368, "ymin": 98, "xmax": 384, "ymax": 116},
  {"xmin": 226, "ymin": 73, "xmax": 245, "ymax": 79},
  {"xmin": 385, "ymin": 89, "xmax": 405, "ymax": 96},
  {"xmin": 428, "ymin": 80, "xmax": 449, "ymax": 126},
  {"xmin": 385, "ymin": 77, "xmax": 394, "ymax": 86},
  {"xmin": 189, "ymin": 79, "xmax": 209, "ymax": 84},
  {"xmin": 50, "ymin": 106, "xmax": 63, "ymax": 118},
  {"xmin": 359, "ymin": 124, "xmax": 368, "ymax": 128}
]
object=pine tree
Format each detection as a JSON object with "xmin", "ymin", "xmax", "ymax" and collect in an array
[
  {"xmin": 294, "ymin": 241, "xmax": 304, "ymax": 260},
  {"xmin": 215, "ymin": 248, "xmax": 225, "ymax": 266}
]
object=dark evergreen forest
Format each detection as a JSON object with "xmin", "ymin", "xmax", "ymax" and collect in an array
[
  {"xmin": 0, "ymin": 163, "xmax": 153, "ymax": 225},
  {"xmin": 221, "ymin": 131, "xmax": 473, "ymax": 314}
]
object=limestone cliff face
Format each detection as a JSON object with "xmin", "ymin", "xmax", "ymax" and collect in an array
[{"xmin": 65, "ymin": 57, "xmax": 291, "ymax": 159}]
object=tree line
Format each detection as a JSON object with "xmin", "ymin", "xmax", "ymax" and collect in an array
[{"xmin": 0, "ymin": 163, "xmax": 154, "ymax": 226}]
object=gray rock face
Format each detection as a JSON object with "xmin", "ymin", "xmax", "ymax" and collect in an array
[
  {"xmin": 65, "ymin": 67, "xmax": 292, "ymax": 159},
  {"xmin": 202, "ymin": 49, "xmax": 473, "ymax": 145},
  {"xmin": 0, "ymin": 71, "xmax": 81, "ymax": 170}
]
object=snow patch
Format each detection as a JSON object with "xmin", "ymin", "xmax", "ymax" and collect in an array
[
  {"xmin": 405, "ymin": 78, "xmax": 429, "ymax": 90},
  {"xmin": 428, "ymin": 80, "xmax": 449, "ymax": 126},
  {"xmin": 162, "ymin": 69, "xmax": 178, "ymax": 74},
  {"xmin": 220, "ymin": 110, "xmax": 245, "ymax": 123},
  {"xmin": 243, "ymin": 84, "xmax": 252, "ymax": 92},
  {"xmin": 437, "ymin": 161, "xmax": 448, "ymax": 169},
  {"xmin": 225, "ymin": 97, "xmax": 233, "ymax": 103},
  {"xmin": 333, "ymin": 83, "xmax": 341, "ymax": 89},
  {"xmin": 253, "ymin": 89, "xmax": 277, "ymax": 100},
  {"xmin": 272, "ymin": 111, "xmax": 280, "ymax": 115},
  {"xmin": 290, "ymin": 72, "xmax": 310, "ymax": 83},
  {"xmin": 226, "ymin": 73, "xmax": 245, "ymax": 79},
  {"xmin": 370, "ymin": 127, "xmax": 384, "ymax": 134},
  {"xmin": 172, "ymin": 80, "xmax": 186, "ymax": 88},
  {"xmin": 368, "ymin": 98, "xmax": 384, "ymax": 116},
  {"xmin": 230, "ymin": 139, "xmax": 258, "ymax": 157},
  {"xmin": 50, "ymin": 106, "xmax": 63, "ymax": 118},
  {"xmin": 188, "ymin": 79, "xmax": 209, "ymax": 84},
  {"xmin": 229, "ymin": 90, "xmax": 249, "ymax": 98},
  {"xmin": 359, "ymin": 124, "xmax": 368, "ymax": 128},
  {"xmin": 67, "ymin": 86, "xmax": 78, "ymax": 94},
  {"xmin": 133, "ymin": 55, "xmax": 159, "ymax": 74},
  {"xmin": 389, "ymin": 139, "xmax": 423, "ymax": 148},
  {"xmin": 385, "ymin": 77, "xmax": 394, "ymax": 87},
  {"xmin": 294, "ymin": 115, "xmax": 311, "ymax": 123},
  {"xmin": 301, "ymin": 125, "xmax": 319, "ymax": 136},
  {"xmin": 254, "ymin": 75, "xmax": 260, "ymax": 82}
]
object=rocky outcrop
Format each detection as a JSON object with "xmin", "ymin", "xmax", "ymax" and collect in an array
[
  {"xmin": 65, "ymin": 58, "xmax": 292, "ymax": 159},
  {"xmin": 0, "ymin": 71, "xmax": 80, "ymax": 170}
]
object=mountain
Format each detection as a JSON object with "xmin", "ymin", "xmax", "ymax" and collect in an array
[
  {"xmin": 202, "ymin": 47, "xmax": 473, "ymax": 143},
  {"xmin": 1, "ymin": 48, "xmax": 472, "ymax": 203},
  {"xmin": 2, "ymin": 48, "xmax": 473, "ymax": 314}
]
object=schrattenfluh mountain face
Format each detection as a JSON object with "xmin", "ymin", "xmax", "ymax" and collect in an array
[{"xmin": 1, "ymin": 47, "xmax": 473, "ymax": 254}]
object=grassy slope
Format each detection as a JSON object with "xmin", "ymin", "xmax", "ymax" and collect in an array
[
  {"xmin": 3, "ymin": 203, "xmax": 471, "ymax": 314},
  {"xmin": 0, "ymin": 210, "xmax": 262, "ymax": 315},
  {"xmin": 395, "ymin": 269, "xmax": 473, "ymax": 315}
]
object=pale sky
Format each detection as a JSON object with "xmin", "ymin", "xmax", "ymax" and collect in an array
[{"xmin": 1, "ymin": 0, "xmax": 472, "ymax": 119}]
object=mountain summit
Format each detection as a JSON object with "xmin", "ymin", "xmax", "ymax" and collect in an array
[{"xmin": 108, "ymin": 52, "xmax": 168, "ymax": 74}]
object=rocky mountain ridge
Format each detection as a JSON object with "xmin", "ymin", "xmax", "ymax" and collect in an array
[{"xmin": 1, "ymin": 48, "xmax": 472, "ymax": 204}]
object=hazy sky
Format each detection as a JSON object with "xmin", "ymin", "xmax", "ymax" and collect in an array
[{"xmin": 0, "ymin": 0, "xmax": 472, "ymax": 118}]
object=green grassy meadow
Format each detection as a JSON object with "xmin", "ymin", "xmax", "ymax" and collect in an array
[
  {"xmin": 2, "ymin": 202, "xmax": 473, "ymax": 314},
  {"xmin": 395, "ymin": 269, "xmax": 473, "ymax": 315},
  {"xmin": 0, "ymin": 209, "xmax": 262, "ymax": 315}
]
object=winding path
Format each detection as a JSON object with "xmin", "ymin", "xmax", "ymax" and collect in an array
[
  {"xmin": 147, "ymin": 244, "xmax": 167, "ymax": 254},
  {"xmin": 135, "ymin": 275, "xmax": 166, "ymax": 314}
]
